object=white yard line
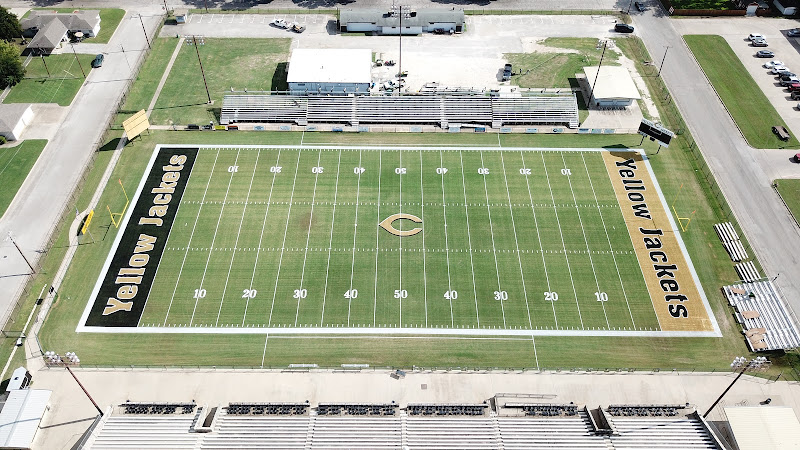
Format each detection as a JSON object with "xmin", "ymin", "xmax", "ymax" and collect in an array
[
  {"xmin": 215, "ymin": 149, "xmax": 261, "ymax": 326},
  {"xmin": 399, "ymin": 150, "xmax": 403, "ymax": 327},
  {"xmin": 500, "ymin": 152, "xmax": 533, "ymax": 330},
  {"xmin": 459, "ymin": 151, "xmax": 481, "ymax": 327},
  {"xmin": 531, "ymin": 336, "xmax": 540, "ymax": 370},
  {"xmin": 560, "ymin": 153, "xmax": 610, "ymax": 329},
  {"xmin": 479, "ymin": 150, "xmax": 506, "ymax": 328},
  {"xmin": 346, "ymin": 150, "xmax": 363, "ymax": 327},
  {"xmin": 439, "ymin": 150, "xmax": 455, "ymax": 327},
  {"xmin": 162, "ymin": 148, "xmax": 221, "ymax": 326},
  {"xmin": 419, "ymin": 150, "xmax": 428, "ymax": 328},
  {"xmin": 373, "ymin": 151, "xmax": 382, "ymax": 326},
  {"xmin": 242, "ymin": 149, "xmax": 282, "ymax": 325},
  {"xmin": 294, "ymin": 150, "xmax": 323, "ymax": 327},
  {"xmin": 267, "ymin": 151, "xmax": 302, "ymax": 326},
  {"xmin": 190, "ymin": 149, "xmax": 242, "ymax": 326},
  {"xmin": 581, "ymin": 153, "xmax": 637, "ymax": 329},
  {"xmin": 540, "ymin": 152, "xmax": 584, "ymax": 330},
  {"xmin": 260, "ymin": 333, "xmax": 269, "ymax": 368},
  {"xmin": 320, "ymin": 150, "xmax": 342, "ymax": 326},
  {"xmin": 520, "ymin": 151, "xmax": 558, "ymax": 328}
]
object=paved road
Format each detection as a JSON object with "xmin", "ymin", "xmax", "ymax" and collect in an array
[
  {"xmin": 0, "ymin": 10, "xmax": 164, "ymax": 324},
  {"xmin": 631, "ymin": 3, "xmax": 800, "ymax": 316}
]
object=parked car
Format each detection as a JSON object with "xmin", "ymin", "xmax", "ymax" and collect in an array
[
  {"xmin": 291, "ymin": 23, "xmax": 306, "ymax": 33},
  {"xmin": 91, "ymin": 53, "xmax": 103, "ymax": 68},
  {"xmin": 780, "ymin": 77, "xmax": 800, "ymax": 86},
  {"xmin": 749, "ymin": 33, "xmax": 765, "ymax": 41},
  {"xmin": 615, "ymin": 23, "xmax": 634, "ymax": 33},
  {"xmin": 773, "ymin": 125, "xmax": 791, "ymax": 141},
  {"xmin": 791, "ymin": 90, "xmax": 800, "ymax": 99},
  {"xmin": 752, "ymin": 38, "xmax": 769, "ymax": 47},
  {"xmin": 787, "ymin": 83, "xmax": 800, "ymax": 92},
  {"xmin": 502, "ymin": 63, "xmax": 512, "ymax": 81},
  {"xmin": 788, "ymin": 28, "xmax": 800, "ymax": 37},
  {"xmin": 271, "ymin": 18, "xmax": 290, "ymax": 29},
  {"xmin": 756, "ymin": 50, "xmax": 775, "ymax": 58},
  {"xmin": 771, "ymin": 65, "xmax": 790, "ymax": 74},
  {"xmin": 764, "ymin": 60, "xmax": 784, "ymax": 69},
  {"xmin": 634, "ymin": 1, "xmax": 644, "ymax": 11},
  {"xmin": 432, "ymin": 28, "xmax": 447, "ymax": 34},
  {"xmin": 780, "ymin": 72, "xmax": 798, "ymax": 80}
]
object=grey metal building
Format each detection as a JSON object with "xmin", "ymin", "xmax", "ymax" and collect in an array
[
  {"xmin": 287, "ymin": 49, "xmax": 372, "ymax": 95},
  {"xmin": 338, "ymin": 8, "xmax": 465, "ymax": 35}
]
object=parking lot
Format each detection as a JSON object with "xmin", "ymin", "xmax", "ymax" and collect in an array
[{"xmin": 673, "ymin": 17, "xmax": 800, "ymax": 139}]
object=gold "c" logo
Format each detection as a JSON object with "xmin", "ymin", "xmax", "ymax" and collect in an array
[{"xmin": 379, "ymin": 213, "xmax": 423, "ymax": 237}]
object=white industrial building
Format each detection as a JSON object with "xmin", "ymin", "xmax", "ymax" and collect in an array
[
  {"xmin": 287, "ymin": 49, "xmax": 372, "ymax": 95},
  {"xmin": 583, "ymin": 66, "xmax": 641, "ymax": 108},
  {"xmin": 338, "ymin": 8, "xmax": 465, "ymax": 35}
]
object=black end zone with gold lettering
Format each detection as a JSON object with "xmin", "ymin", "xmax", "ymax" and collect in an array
[{"xmin": 85, "ymin": 147, "xmax": 198, "ymax": 327}]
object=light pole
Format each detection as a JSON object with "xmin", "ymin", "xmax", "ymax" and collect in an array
[
  {"xmin": 658, "ymin": 46, "xmax": 670, "ymax": 77},
  {"xmin": 703, "ymin": 356, "xmax": 770, "ymax": 418},
  {"xmin": 193, "ymin": 36, "xmax": 212, "ymax": 104},
  {"xmin": 45, "ymin": 351, "xmax": 103, "ymax": 415}
]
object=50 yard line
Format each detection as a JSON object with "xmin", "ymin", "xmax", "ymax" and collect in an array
[{"xmin": 294, "ymin": 149, "xmax": 324, "ymax": 327}]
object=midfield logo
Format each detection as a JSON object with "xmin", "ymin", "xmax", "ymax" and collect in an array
[{"xmin": 379, "ymin": 213, "xmax": 423, "ymax": 237}]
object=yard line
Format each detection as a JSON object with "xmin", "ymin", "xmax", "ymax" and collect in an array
[
  {"xmin": 162, "ymin": 148, "xmax": 221, "ymax": 326},
  {"xmin": 261, "ymin": 333, "xmax": 269, "ymax": 368},
  {"xmin": 419, "ymin": 150, "xmax": 428, "ymax": 327},
  {"xmin": 294, "ymin": 150, "xmax": 324, "ymax": 327},
  {"xmin": 581, "ymin": 153, "xmax": 637, "ymax": 328},
  {"xmin": 560, "ymin": 152, "xmax": 610, "ymax": 328},
  {"xmin": 479, "ymin": 150, "xmax": 506, "ymax": 328},
  {"xmin": 242, "ymin": 149, "xmax": 282, "ymax": 325},
  {"xmin": 190, "ymin": 149, "xmax": 242, "ymax": 325},
  {"xmin": 320, "ymin": 149, "xmax": 343, "ymax": 326},
  {"xmin": 439, "ymin": 150, "xmax": 455, "ymax": 327},
  {"xmin": 520, "ymin": 152, "xmax": 558, "ymax": 328},
  {"xmin": 541, "ymin": 152, "xmax": 584, "ymax": 330},
  {"xmin": 500, "ymin": 152, "xmax": 533, "ymax": 330},
  {"xmin": 399, "ymin": 150, "xmax": 403, "ymax": 327},
  {"xmin": 346, "ymin": 150, "xmax": 363, "ymax": 326},
  {"xmin": 268, "ymin": 150, "xmax": 302, "ymax": 326},
  {"xmin": 373, "ymin": 151, "xmax": 382, "ymax": 326},
  {"xmin": 215, "ymin": 149, "xmax": 261, "ymax": 326},
  {"xmin": 458, "ymin": 151, "xmax": 481, "ymax": 327}
]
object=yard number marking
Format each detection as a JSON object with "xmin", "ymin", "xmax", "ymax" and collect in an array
[
  {"xmin": 379, "ymin": 213, "xmax": 423, "ymax": 237},
  {"xmin": 344, "ymin": 289, "xmax": 358, "ymax": 299},
  {"xmin": 595, "ymin": 292, "xmax": 609, "ymax": 302},
  {"xmin": 561, "ymin": 168, "xmax": 572, "ymax": 176},
  {"xmin": 436, "ymin": 167, "xmax": 448, "ymax": 175},
  {"xmin": 395, "ymin": 167, "xmax": 407, "ymax": 175},
  {"xmin": 544, "ymin": 291, "xmax": 558, "ymax": 302},
  {"xmin": 478, "ymin": 168, "xmax": 490, "ymax": 175},
  {"xmin": 270, "ymin": 166, "xmax": 282, "ymax": 173},
  {"xmin": 394, "ymin": 289, "xmax": 408, "ymax": 299},
  {"xmin": 444, "ymin": 290, "xmax": 458, "ymax": 300},
  {"xmin": 193, "ymin": 289, "xmax": 207, "ymax": 299},
  {"xmin": 228, "ymin": 166, "xmax": 239, "ymax": 173},
  {"xmin": 293, "ymin": 289, "xmax": 307, "ymax": 299},
  {"xmin": 494, "ymin": 290, "xmax": 508, "ymax": 301},
  {"xmin": 242, "ymin": 289, "xmax": 257, "ymax": 299},
  {"xmin": 311, "ymin": 166, "xmax": 324, "ymax": 174},
  {"xmin": 520, "ymin": 168, "xmax": 532, "ymax": 175},
  {"xmin": 354, "ymin": 167, "xmax": 365, "ymax": 174}
]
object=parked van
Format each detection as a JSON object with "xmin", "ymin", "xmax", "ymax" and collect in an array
[{"xmin": 773, "ymin": 125, "xmax": 791, "ymax": 141}]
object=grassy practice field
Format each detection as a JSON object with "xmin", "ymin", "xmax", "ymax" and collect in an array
[
  {"xmin": 79, "ymin": 145, "xmax": 721, "ymax": 335},
  {"xmin": 4, "ymin": 54, "xmax": 95, "ymax": 106},
  {"xmin": 685, "ymin": 35, "xmax": 799, "ymax": 149},
  {"xmin": 0, "ymin": 139, "xmax": 46, "ymax": 219}
]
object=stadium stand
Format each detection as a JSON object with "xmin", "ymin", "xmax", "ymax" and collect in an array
[
  {"xmin": 219, "ymin": 94, "xmax": 580, "ymax": 128},
  {"xmin": 713, "ymin": 222, "xmax": 748, "ymax": 262},
  {"xmin": 498, "ymin": 412, "xmax": 608, "ymax": 449},
  {"xmin": 225, "ymin": 402, "xmax": 308, "ymax": 415},
  {"xmin": 609, "ymin": 416, "xmax": 721, "ymax": 449},
  {"xmin": 734, "ymin": 261, "xmax": 760, "ymax": 283},
  {"xmin": 316, "ymin": 403, "xmax": 397, "ymax": 416},
  {"xmin": 724, "ymin": 281, "xmax": 800, "ymax": 351},
  {"xmin": 120, "ymin": 401, "xmax": 196, "ymax": 415},
  {"xmin": 406, "ymin": 403, "xmax": 487, "ymax": 416},
  {"xmin": 83, "ymin": 409, "xmax": 203, "ymax": 449},
  {"xmin": 503, "ymin": 402, "xmax": 578, "ymax": 417}
]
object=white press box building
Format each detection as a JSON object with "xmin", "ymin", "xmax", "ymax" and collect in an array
[{"xmin": 287, "ymin": 49, "xmax": 372, "ymax": 95}]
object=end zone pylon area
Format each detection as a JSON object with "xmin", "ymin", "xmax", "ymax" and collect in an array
[{"xmin": 107, "ymin": 179, "xmax": 130, "ymax": 229}]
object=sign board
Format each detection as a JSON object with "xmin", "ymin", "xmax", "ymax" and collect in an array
[
  {"xmin": 638, "ymin": 118, "xmax": 675, "ymax": 148},
  {"xmin": 81, "ymin": 210, "xmax": 94, "ymax": 235},
  {"xmin": 122, "ymin": 110, "xmax": 149, "ymax": 140}
]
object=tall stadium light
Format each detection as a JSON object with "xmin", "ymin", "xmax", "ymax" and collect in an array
[
  {"xmin": 703, "ymin": 356, "xmax": 771, "ymax": 418},
  {"xmin": 45, "ymin": 351, "xmax": 103, "ymax": 415}
]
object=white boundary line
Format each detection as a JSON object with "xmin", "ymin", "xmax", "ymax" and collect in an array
[
  {"xmin": 77, "ymin": 145, "xmax": 721, "ymax": 337},
  {"xmin": 320, "ymin": 149, "xmax": 342, "ymax": 326}
]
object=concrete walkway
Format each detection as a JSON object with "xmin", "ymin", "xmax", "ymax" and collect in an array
[{"xmin": 147, "ymin": 39, "xmax": 182, "ymax": 116}]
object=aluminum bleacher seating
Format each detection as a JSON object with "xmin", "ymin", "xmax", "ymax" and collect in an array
[
  {"xmin": 723, "ymin": 281, "xmax": 800, "ymax": 351},
  {"xmin": 608, "ymin": 415, "xmax": 721, "ymax": 449}
]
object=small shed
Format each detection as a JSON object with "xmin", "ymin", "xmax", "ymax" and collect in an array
[
  {"xmin": 583, "ymin": 65, "xmax": 641, "ymax": 108},
  {"xmin": 287, "ymin": 49, "xmax": 372, "ymax": 95},
  {"xmin": 0, "ymin": 389, "xmax": 51, "ymax": 450},
  {"xmin": 0, "ymin": 104, "xmax": 35, "ymax": 141},
  {"xmin": 725, "ymin": 406, "xmax": 800, "ymax": 450}
]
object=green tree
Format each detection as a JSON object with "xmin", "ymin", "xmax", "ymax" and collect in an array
[
  {"xmin": 0, "ymin": 7, "xmax": 21, "ymax": 42},
  {"xmin": 0, "ymin": 40, "xmax": 23, "ymax": 89}
]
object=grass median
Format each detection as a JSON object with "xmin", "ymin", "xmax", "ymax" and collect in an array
[{"xmin": 685, "ymin": 35, "xmax": 799, "ymax": 149}]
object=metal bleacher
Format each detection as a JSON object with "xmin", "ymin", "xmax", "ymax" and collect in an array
[
  {"xmin": 86, "ymin": 413, "xmax": 202, "ymax": 449},
  {"xmin": 219, "ymin": 94, "xmax": 579, "ymax": 128},
  {"xmin": 609, "ymin": 416, "xmax": 720, "ymax": 449},
  {"xmin": 202, "ymin": 410, "xmax": 310, "ymax": 449},
  {"xmin": 724, "ymin": 280, "xmax": 800, "ymax": 351},
  {"xmin": 498, "ymin": 412, "xmax": 607, "ymax": 449}
]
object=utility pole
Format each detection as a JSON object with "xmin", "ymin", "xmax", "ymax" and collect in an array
[
  {"xmin": 193, "ymin": 36, "xmax": 212, "ymax": 104},
  {"xmin": 138, "ymin": 14, "xmax": 151, "ymax": 49},
  {"xmin": 587, "ymin": 40, "xmax": 608, "ymax": 108},
  {"xmin": 44, "ymin": 352, "xmax": 103, "ymax": 415},
  {"xmin": 658, "ymin": 46, "xmax": 670, "ymax": 77},
  {"xmin": 204, "ymin": 0, "xmax": 209, "ymax": 13},
  {"xmin": 163, "ymin": 0, "xmax": 169, "ymax": 14},
  {"xmin": 40, "ymin": 54, "xmax": 49, "ymax": 77},
  {"xmin": 704, "ymin": 356, "xmax": 770, "ymax": 418},
  {"xmin": 627, "ymin": 0, "xmax": 635, "ymax": 13},
  {"xmin": 7, "ymin": 233, "xmax": 35, "ymax": 274},
  {"xmin": 120, "ymin": 44, "xmax": 131, "ymax": 72},
  {"xmin": 70, "ymin": 44, "xmax": 85, "ymax": 78}
]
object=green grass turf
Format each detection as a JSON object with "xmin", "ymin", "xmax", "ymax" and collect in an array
[
  {"xmin": 774, "ymin": 179, "xmax": 800, "ymax": 224},
  {"xmin": 23, "ymin": 8, "xmax": 125, "ymax": 44},
  {"xmin": 150, "ymin": 38, "xmax": 291, "ymax": 126},
  {"xmin": 132, "ymin": 147, "xmax": 657, "ymax": 331},
  {"xmin": 114, "ymin": 38, "xmax": 178, "ymax": 128},
  {"xmin": 685, "ymin": 35, "xmax": 800, "ymax": 149},
  {"xmin": 667, "ymin": 0, "xmax": 737, "ymax": 9},
  {"xmin": 506, "ymin": 37, "xmax": 619, "ymax": 89},
  {"xmin": 0, "ymin": 140, "xmax": 47, "ymax": 219},
  {"xmin": 4, "ymin": 54, "xmax": 95, "ymax": 106}
]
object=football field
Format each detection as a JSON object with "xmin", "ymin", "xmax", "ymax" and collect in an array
[{"xmin": 79, "ymin": 145, "xmax": 719, "ymax": 336}]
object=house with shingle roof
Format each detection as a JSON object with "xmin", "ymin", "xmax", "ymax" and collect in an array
[{"xmin": 20, "ymin": 10, "xmax": 101, "ymax": 54}]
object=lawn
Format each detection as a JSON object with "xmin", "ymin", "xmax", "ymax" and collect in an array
[
  {"xmin": 506, "ymin": 38, "xmax": 619, "ymax": 89},
  {"xmin": 23, "ymin": 8, "xmax": 125, "ymax": 44},
  {"xmin": 4, "ymin": 54, "xmax": 95, "ymax": 106},
  {"xmin": 667, "ymin": 0, "xmax": 738, "ymax": 9},
  {"xmin": 685, "ymin": 35, "xmax": 800, "ymax": 149},
  {"xmin": 114, "ymin": 38, "xmax": 179, "ymax": 128},
  {"xmin": 150, "ymin": 38, "xmax": 291, "ymax": 126},
  {"xmin": 774, "ymin": 179, "xmax": 800, "ymax": 224},
  {"xmin": 0, "ymin": 139, "xmax": 47, "ymax": 219}
]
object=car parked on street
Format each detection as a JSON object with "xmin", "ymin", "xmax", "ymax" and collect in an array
[
  {"xmin": 91, "ymin": 53, "xmax": 103, "ymax": 68},
  {"xmin": 756, "ymin": 50, "xmax": 775, "ymax": 58},
  {"xmin": 634, "ymin": 1, "xmax": 644, "ymax": 11}
]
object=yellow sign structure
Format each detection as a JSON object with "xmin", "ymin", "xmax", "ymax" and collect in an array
[
  {"xmin": 81, "ymin": 210, "xmax": 95, "ymax": 235},
  {"xmin": 122, "ymin": 110, "xmax": 150, "ymax": 140},
  {"xmin": 379, "ymin": 213, "xmax": 423, "ymax": 237}
]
